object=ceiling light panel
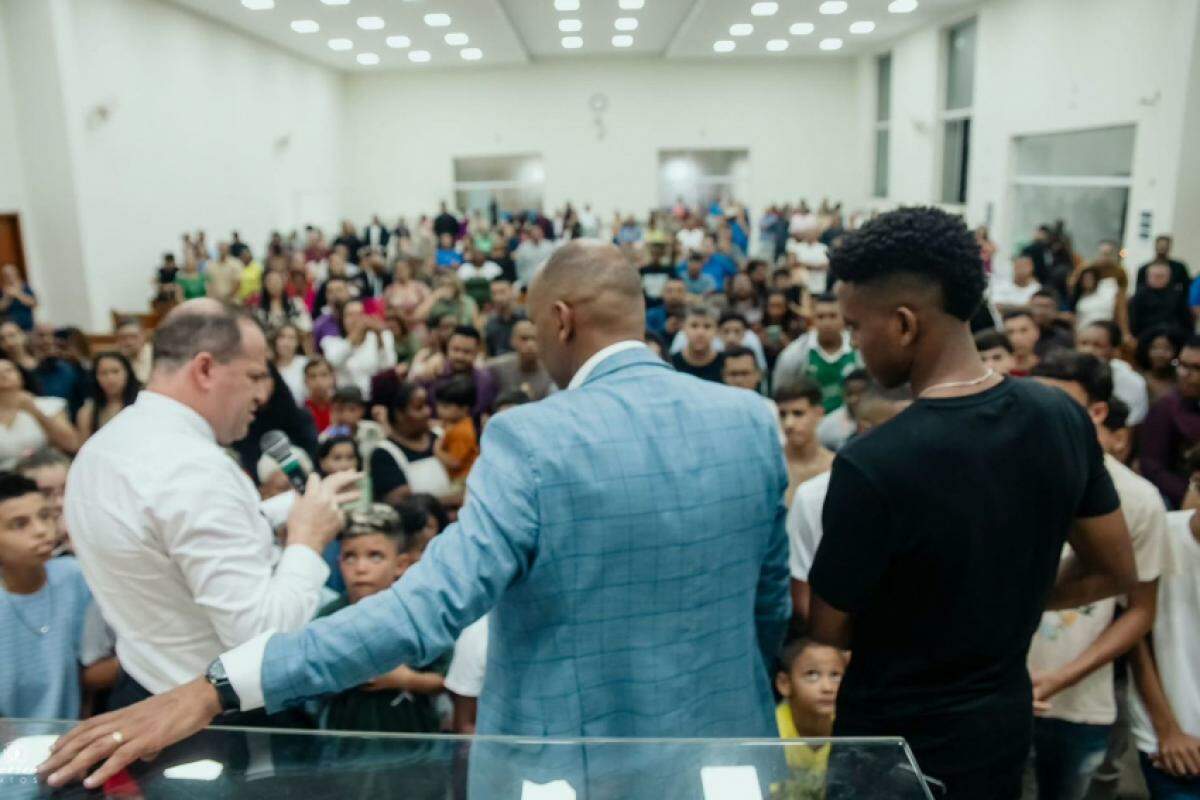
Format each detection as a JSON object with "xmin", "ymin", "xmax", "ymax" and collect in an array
[
  {"xmin": 357, "ymin": 16, "xmax": 384, "ymax": 30},
  {"xmin": 445, "ymin": 32, "xmax": 469, "ymax": 45},
  {"xmin": 751, "ymin": 2, "xmax": 779, "ymax": 16},
  {"xmin": 766, "ymin": 39, "xmax": 789, "ymax": 51},
  {"xmin": 730, "ymin": 23, "xmax": 754, "ymax": 36},
  {"xmin": 790, "ymin": 22, "xmax": 815, "ymax": 35},
  {"xmin": 409, "ymin": 49, "xmax": 431, "ymax": 62},
  {"xmin": 612, "ymin": 34, "xmax": 634, "ymax": 47},
  {"xmin": 386, "ymin": 35, "xmax": 411, "ymax": 48},
  {"xmin": 320, "ymin": 0, "xmax": 350, "ymax": 5},
  {"xmin": 849, "ymin": 20, "xmax": 876, "ymax": 33},
  {"xmin": 290, "ymin": 19, "xmax": 319, "ymax": 33},
  {"xmin": 713, "ymin": 40, "xmax": 735, "ymax": 53},
  {"xmin": 554, "ymin": 0, "xmax": 580, "ymax": 10},
  {"xmin": 356, "ymin": 52, "xmax": 379, "ymax": 65},
  {"xmin": 561, "ymin": 36, "xmax": 583, "ymax": 49},
  {"xmin": 423, "ymin": 13, "xmax": 451, "ymax": 27},
  {"xmin": 614, "ymin": 17, "xmax": 639, "ymax": 31},
  {"xmin": 559, "ymin": 19, "xmax": 582, "ymax": 32},
  {"xmin": 461, "ymin": 48, "xmax": 483, "ymax": 60},
  {"xmin": 241, "ymin": 0, "xmax": 273, "ymax": 9},
  {"xmin": 327, "ymin": 38, "xmax": 353, "ymax": 50},
  {"xmin": 819, "ymin": 1, "xmax": 848, "ymax": 14},
  {"xmin": 889, "ymin": 0, "xmax": 919, "ymax": 11},
  {"xmin": 618, "ymin": 0, "xmax": 645, "ymax": 9},
  {"xmin": 819, "ymin": 37, "xmax": 844, "ymax": 50}
]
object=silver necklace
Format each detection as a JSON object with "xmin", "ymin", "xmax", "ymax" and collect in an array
[
  {"xmin": 919, "ymin": 369, "xmax": 997, "ymax": 399},
  {"xmin": 4, "ymin": 578, "xmax": 54, "ymax": 636}
]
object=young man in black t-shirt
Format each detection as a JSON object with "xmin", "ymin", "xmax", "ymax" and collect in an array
[
  {"xmin": 670, "ymin": 305, "xmax": 725, "ymax": 383},
  {"xmin": 807, "ymin": 207, "xmax": 1137, "ymax": 800}
]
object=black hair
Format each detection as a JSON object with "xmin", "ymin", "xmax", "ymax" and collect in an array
[
  {"xmin": 437, "ymin": 375, "xmax": 476, "ymax": 410},
  {"xmin": 844, "ymin": 368, "xmax": 870, "ymax": 385},
  {"xmin": 1134, "ymin": 325, "xmax": 1185, "ymax": 371},
  {"xmin": 0, "ymin": 353, "xmax": 40, "ymax": 394},
  {"xmin": 718, "ymin": 310, "xmax": 748, "ymax": 328},
  {"xmin": 426, "ymin": 310, "xmax": 451, "ymax": 330},
  {"xmin": 644, "ymin": 330, "xmax": 668, "ymax": 354},
  {"xmin": 1102, "ymin": 397, "xmax": 1130, "ymax": 432},
  {"xmin": 687, "ymin": 250, "xmax": 704, "ymax": 262},
  {"xmin": 1002, "ymin": 308, "xmax": 1035, "ymax": 324},
  {"xmin": 389, "ymin": 381, "xmax": 424, "ymax": 422},
  {"xmin": 1030, "ymin": 350, "xmax": 1113, "ymax": 404},
  {"xmin": 494, "ymin": 388, "xmax": 531, "ymax": 410},
  {"xmin": 1031, "ymin": 288, "xmax": 1060, "ymax": 305},
  {"xmin": 304, "ymin": 357, "xmax": 333, "ymax": 377},
  {"xmin": 776, "ymin": 637, "xmax": 841, "ymax": 675},
  {"xmin": 773, "ymin": 376, "xmax": 824, "ymax": 407},
  {"xmin": 316, "ymin": 435, "xmax": 363, "ymax": 474},
  {"xmin": 1081, "ymin": 321, "xmax": 1120, "ymax": 351},
  {"xmin": 406, "ymin": 493, "xmax": 449, "ymax": 533},
  {"xmin": 813, "ymin": 292, "xmax": 838, "ymax": 306},
  {"xmin": 722, "ymin": 345, "xmax": 758, "ymax": 365},
  {"xmin": 88, "ymin": 351, "xmax": 142, "ymax": 420},
  {"xmin": 974, "ymin": 329, "xmax": 1013, "ymax": 355},
  {"xmin": 829, "ymin": 206, "xmax": 984, "ymax": 320},
  {"xmin": 449, "ymin": 325, "xmax": 482, "ymax": 345},
  {"xmin": 0, "ymin": 472, "xmax": 40, "ymax": 504},
  {"xmin": 393, "ymin": 501, "xmax": 431, "ymax": 554}
]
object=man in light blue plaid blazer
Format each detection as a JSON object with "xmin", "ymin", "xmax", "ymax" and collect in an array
[{"xmin": 41, "ymin": 243, "xmax": 791, "ymax": 795}]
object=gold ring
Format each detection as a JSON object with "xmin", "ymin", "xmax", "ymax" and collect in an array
[{"xmin": 111, "ymin": 731, "xmax": 124, "ymax": 744}]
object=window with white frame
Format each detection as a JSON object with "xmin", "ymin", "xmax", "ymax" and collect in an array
[
  {"xmin": 940, "ymin": 19, "xmax": 976, "ymax": 205},
  {"xmin": 453, "ymin": 154, "xmax": 545, "ymax": 217},
  {"xmin": 874, "ymin": 53, "xmax": 892, "ymax": 198}
]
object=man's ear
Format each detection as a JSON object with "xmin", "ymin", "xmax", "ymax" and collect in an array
[
  {"xmin": 552, "ymin": 301, "xmax": 575, "ymax": 344},
  {"xmin": 774, "ymin": 670, "xmax": 792, "ymax": 699},
  {"xmin": 190, "ymin": 353, "xmax": 216, "ymax": 391},
  {"xmin": 1088, "ymin": 401, "xmax": 1109, "ymax": 427},
  {"xmin": 895, "ymin": 305, "xmax": 919, "ymax": 348}
]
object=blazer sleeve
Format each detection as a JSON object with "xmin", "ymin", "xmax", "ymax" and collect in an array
[
  {"xmin": 253, "ymin": 412, "xmax": 541, "ymax": 713},
  {"xmin": 752, "ymin": 403, "xmax": 792, "ymax": 673}
]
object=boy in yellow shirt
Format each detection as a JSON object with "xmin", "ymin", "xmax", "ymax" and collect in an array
[{"xmin": 775, "ymin": 638, "xmax": 846, "ymax": 781}]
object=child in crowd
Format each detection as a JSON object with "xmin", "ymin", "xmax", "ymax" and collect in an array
[
  {"xmin": 434, "ymin": 376, "xmax": 479, "ymax": 489},
  {"xmin": 774, "ymin": 378, "xmax": 834, "ymax": 507},
  {"xmin": 0, "ymin": 473, "xmax": 106, "ymax": 719},
  {"xmin": 324, "ymin": 385, "xmax": 385, "ymax": 457},
  {"xmin": 304, "ymin": 358, "xmax": 336, "ymax": 432},
  {"xmin": 316, "ymin": 435, "xmax": 364, "ymax": 592},
  {"xmin": 974, "ymin": 329, "xmax": 1016, "ymax": 376},
  {"xmin": 16, "ymin": 449, "xmax": 71, "ymax": 554},
  {"xmin": 671, "ymin": 305, "xmax": 725, "ymax": 383},
  {"xmin": 773, "ymin": 294, "xmax": 860, "ymax": 413},
  {"xmin": 775, "ymin": 638, "xmax": 847, "ymax": 777},
  {"xmin": 1002, "ymin": 310, "xmax": 1041, "ymax": 376},
  {"xmin": 815, "ymin": 368, "xmax": 870, "ymax": 452},
  {"xmin": 316, "ymin": 504, "xmax": 449, "ymax": 733},
  {"xmin": 1099, "ymin": 397, "xmax": 1133, "ymax": 465}
]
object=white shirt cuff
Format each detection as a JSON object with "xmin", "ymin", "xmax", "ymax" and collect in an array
[
  {"xmin": 258, "ymin": 492, "xmax": 297, "ymax": 529},
  {"xmin": 277, "ymin": 543, "xmax": 331, "ymax": 585},
  {"xmin": 221, "ymin": 631, "xmax": 274, "ymax": 712}
]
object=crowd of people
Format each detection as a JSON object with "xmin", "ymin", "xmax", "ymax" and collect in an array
[{"xmin": 2, "ymin": 197, "xmax": 1199, "ymax": 799}]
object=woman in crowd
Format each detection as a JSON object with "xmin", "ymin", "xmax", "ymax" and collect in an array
[
  {"xmin": 727, "ymin": 273, "xmax": 764, "ymax": 327},
  {"xmin": 384, "ymin": 258, "xmax": 431, "ymax": 332},
  {"xmin": 1135, "ymin": 325, "xmax": 1184, "ymax": 405},
  {"xmin": 409, "ymin": 312, "xmax": 456, "ymax": 383},
  {"xmin": 0, "ymin": 321, "xmax": 39, "ymax": 372},
  {"xmin": 0, "ymin": 356, "xmax": 77, "ymax": 469},
  {"xmin": 0, "ymin": 263, "xmax": 38, "ymax": 331},
  {"xmin": 76, "ymin": 352, "xmax": 140, "ymax": 441},
  {"xmin": 254, "ymin": 269, "xmax": 312, "ymax": 333},
  {"xmin": 271, "ymin": 323, "xmax": 309, "ymax": 406},
  {"xmin": 758, "ymin": 289, "xmax": 805, "ymax": 373},
  {"xmin": 175, "ymin": 256, "xmax": 206, "ymax": 300},
  {"xmin": 369, "ymin": 382, "xmax": 447, "ymax": 507},
  {"xmin": 1071, "ymin": 266, "xmax": 1120, "ymax": 333},
  {"xmin": 414, "ymin": 272, "xmax": 478, "ymax": 329},
  {"xmin": 321, "ymin": 299, "xmax": 396, "ymax": 397}
]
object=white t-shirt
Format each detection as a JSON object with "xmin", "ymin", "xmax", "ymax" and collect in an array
[
  {"xmin": 1074, "ymin": 278, "xmax": 1120, "ymax": 331},
  {"xmin": 989, "ymin": 278, "xmax": 1041, "ymax": 309},
  {"xmin": 457, "ymin": 261, "xmax": 503, "ymax": 283},
  {"xmin": 786, "ymin": 470, "xmax": 832, "ymax": 582},
  {"xmin": 789, "ymin": 212, "xmax": 819, "ymax": 237},
  {"xmin": 816, "ymin": 406, "xmax": 856, "ymax": 452},
  {"xmin": 1026, "ymin": 455, "xmax": 1170, "ymax": 725},
  {"xmin": 1111, "ymin": 359, "xmax": 1150, "ymax": 427},
  {"xmin": 444, "ymin": 614, "xmax": 488, "ymax": 698},
  {"xmin": 1130, "ymin": 510, "xmax": 1200, "ymax": 754},
  {"xmin": 676, "ymin": 228, "xmax": 705, "ymax": 253},
  {"xmin": 786, "ymin": 240, "xmax": 829, "ymax": 268},
  {"xmin": 0, "ymin": 396, "xmax": 66, "ymax": 470},
  {"xmin": 276, "ymin": 355, "xmax": 309, "ymax": 406}
]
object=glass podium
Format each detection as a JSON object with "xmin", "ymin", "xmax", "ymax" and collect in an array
[{"xmin": 0, "ymin": 718, "xmax": 935, "ymax": 799}]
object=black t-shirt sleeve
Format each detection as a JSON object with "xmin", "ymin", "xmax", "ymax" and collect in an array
[
  {"xmin": 369, "ymin": 447, "xmax": 408, "ymax": 498},
  {"xmin": 1073, "ymin": 404, "xmax": 1121, "ymax": 519},
  {"xmin": 809, "ymin": 457, "xmax": 892, "ymax": 613}
]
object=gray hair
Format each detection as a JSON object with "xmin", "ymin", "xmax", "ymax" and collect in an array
[
  {"xmin": 15, "ymin": 449, "xmax": 71, "ymax": 473},
  {"xmin": 152, "ymin": 301, "xmax": 254, "ymax": 371}
]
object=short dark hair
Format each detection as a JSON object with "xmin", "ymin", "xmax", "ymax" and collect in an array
[
  {"xmin": 1030, "ymin": 350, "xmax": 1113, "ymax": 404},
  {"xmin": 437, "ymin": 375, "xmax": 476, "ymax": 410},
  {"xmin": 718, "ymin": 310, "xmax": 748, "ymax": 328},
  {"xmin": 332, "ymin": 385, "xmax": 366, "ymax": 407},
  {"xmin": 844, "ymin": 368, "xmax": 870, "ymax": 385},
  {"xmin": 813, "ymin": 292, "xmax": 838, "ymax": 306},
  {"xmin": 1134, "ymin": 325, "xmax": 1184, "ymax": 371},
  {"xmin": 449, "ymin": 325, "xmax": 482, "ymax": 345},
  {"xmin": 427, "ymin": 311, "xmax": 451, "ymax": 329},
  {"xmin": 304, "ymin": 357, "xmax": 332, "ymax": 377},
  {"xmin": 342, "ymin": 503, "xmax": 403, "ymax": 545},
  {"xmin": 777, "ymin": 637, "xmax": 842, "ymax": 675},
  {"xmin": 773, "ymin": 376, "xmax": 823, "ymax": 407},
  {"xmin": 406, "ymin": 493, "xmax": 449, "ymax": 533},
  {"xmin": 722, "ymin": 345, "xmax": 758, "ymax": 365},
  {"xmin": 974, "ymin": 329, "xmax": 1013, "ymax": 354},
  {"xmin": 1102, "ymin": 397, "xmax": 1130, "ymax": 432},
  {"xmin": 494, "ymin": 388, "xmax": 531, "ymax": 410},
  {"xmin": 1003, "ymin": 309, "xmax": 1035, "ymax": 324},
  {"xmin": 153, "ymin": 304, "xmax": 252, "ymax": 370},
  {"xmin": 829, "ymin": 206, "xmax": 984, "ymax": 320},
  {"xmin": 1086, "ymin": 321, "xmax": 1123, "ymax": 350},
  {"xmin": 687, "ymin": 250, "xmax": 704, "ymax": 262},
  {"xmin": 0, "ymin": 472, "xmax": 40, "ymax": 505},
  {"xmin": 316, "ymin": 435, "xmax": 363, "ymax": 473},
  {"xmin": 1031, "ymin": 288, "xmax": 1060, "ymax": 305}
]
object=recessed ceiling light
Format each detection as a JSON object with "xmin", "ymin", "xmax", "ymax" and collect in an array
[
  {"xmin": 849, "ymin": 20, "xmax": 876, "ymax": 33},
  {"xmin": 612, "ymin": 34, "xmax": 634, "ymax": 47},
  {"xmin": 241, "ymin": 0, "xmax": 273, "ymax": 9},
  {"xmin": 444, "ymin": 32, "xmax": 469, "ymax": 45},
  {"xmin": 356, "ymin": 52, "xmax": 380, "ymax": 66},
  {"xmin": 819, "ymin": 1, "xmax": 848, "ymax": 14},
  {"xmin": 819, "ymin": 37, "xmax": 843, "ymax": 50},
  {"xmin": 327, "ymin": 38, "xmax": 353, "ymax": 51},
  {"xmin": 290, "ymin": 19, "xmax": 319, "ymax": 33},
  {"xmin": 319, "ymin": 0, "xmax": 350, "ymax": 4},
  {"xmin": 559, "ymin": 19, "xmax": 582, "ymax": 32},
  {"xmin": 751, "ymin": 2, "xmax": 779, "ymax": 16},
  {"xmin": 357, "ymin": 16, "xmax": 385, "ymax": 30},
  {"xmin": 554, "ymin": 0, "xmax": 580, "ymax": 10},
  {"xmin": 424, "ymin": 13, "xmax": 451, "ymax": 26},
  {"xmin": 614, "ymin": 17, "xmax": 639, "ymax": 31},
  {"xmin": 409, "ymin": 49, "xmax": 431, "ymax": 63},
  {"xmin": 561, "ymin": 35, "xmax": 584, "ymax": 49},
  {"xmin": 713, "ymin": 40, "xmax": 736, "ymax": 53},
  {"xmin": 461, "ymin": 48, "xmax": 483, "ymax": 60},
  {"xmin": 790, "ymin": 22, "xmax": 815, "ymax": 35},
  {"xmin": 618, "ymin": 0, "xmax": 644, "ymax": 9},
  {"xmin": 888, "ymin": 0, "xmax": 919, "ymax": 11},
  {"xmin": 730, "ymin": 23, "xmax": 754, "ymax": 36},
  {"xmin": 766, "ymin": 39, "xmax": 789, "ymax": 51},
  {"xmin": 386, "ymin": 35, "xmax": 411, "ymax": 48}
]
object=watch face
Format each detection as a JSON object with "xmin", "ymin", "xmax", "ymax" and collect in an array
[{"xmin": 208, "ymin": 660, "xmax": 228, "ymax": 682}]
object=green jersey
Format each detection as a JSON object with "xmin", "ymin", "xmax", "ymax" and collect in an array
[{"xmin": 805, "ymin": 342, "xmax": 861, "ymax": 412}]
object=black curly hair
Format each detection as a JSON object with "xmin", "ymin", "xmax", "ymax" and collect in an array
[{"xmin": 829, "ymin": 206, "xmax": 985, "ymax": 321}]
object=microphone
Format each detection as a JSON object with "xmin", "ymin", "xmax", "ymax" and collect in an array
[{"xmin": 260, "ymin": 430, "xmax": 308, "ymax": 493}]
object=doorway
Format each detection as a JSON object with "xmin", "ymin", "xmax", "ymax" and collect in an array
[{"xmin": 0, "ymin": 214, "xmax": 27, "ymax": 280}]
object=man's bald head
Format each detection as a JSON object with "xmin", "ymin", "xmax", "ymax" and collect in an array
[
  {"xmin": 526, "ymin": 241, "xmax": 645, "ymax": 389},
  {"xmin": 152, "ymin": 299, "xmax": 258, "ymax": 373}
]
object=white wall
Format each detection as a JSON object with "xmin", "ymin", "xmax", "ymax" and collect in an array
[
  {"xmin": 339, "ymin": 58, "xmax": 867, "ymax": 226},
  {"xmin": 0, "ymin": 4, "xmax": 24, "ymax": 215},
  {"xmin": 862, "ymin": 0, "xmax": 1200, "ymax": 274}
]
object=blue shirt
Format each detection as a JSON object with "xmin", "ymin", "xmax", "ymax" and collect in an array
[
  {"xmin": 1188, "ymin": 275, "xmax": 1200, "ymax": 308},
  {"xmin": 0, "ymin": 557, "xmax": 92, "ymax": 719},
  {"xmin": 435, "ymin": 248, "xmax": 463, "ymax": 268},
  {"xmin": 703, "ymin": 253, "xmax": 738, "ymax": 289},
  {"xmin": 4, "ymin": 285, "xmax": 35, "ymax": 331},
  {"xmin": 680, "ymin": 273, "xmax": 717, "ymax": 295}
]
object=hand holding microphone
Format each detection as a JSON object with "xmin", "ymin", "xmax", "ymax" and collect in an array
[{"xmin": 260, "ymin": 430, "xmax": 362, "ymax": 553}]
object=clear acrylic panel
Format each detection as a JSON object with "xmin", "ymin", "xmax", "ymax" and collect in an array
[
  {"xmin": 876, "ymin": 54, "xmax": 892, "ymax": 122},
  {"xmin": 941, "ymin": 118, "xmax": 971, "ymax": 204},
  {"xmin": 0, "ymin": 718, "xmax": 935, "ymax": 799},
  {"xmin": 1010, "ymin": 184, "xmax": 1129, "ymax": 258},
  {"xmin": 1013, "ymin": 125, "xmax": 1135, "ymax": 178},
  {"xmin": 944, "ymin": 19, "xmax": 976, "ymax": 111}
]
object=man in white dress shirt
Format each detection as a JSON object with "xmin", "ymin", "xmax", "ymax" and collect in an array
[{"xmin": 64, "ymin": 299, "xmax": 357, "ymax": 720}]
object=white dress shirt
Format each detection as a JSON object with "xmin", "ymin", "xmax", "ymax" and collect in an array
[
  {"xmin": 65, "ymin": 391, "xmax": 329, "ymax": 695},
  {"xmin": 568, "ymin": 340, "xmax": 646, "ymax": 390},
  {"xmin": 320, "ymin": 330, "xmax": 396, "ymax": 397}
]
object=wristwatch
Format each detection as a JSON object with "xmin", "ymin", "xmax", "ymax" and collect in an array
[{"xmin": 205, "ymin": 658, "xmax": 241, "ymax": 716}]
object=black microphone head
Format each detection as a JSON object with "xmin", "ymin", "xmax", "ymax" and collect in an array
[{"xmin": 260, "ymin": 430, "xmax": 292, "ymax": 462}]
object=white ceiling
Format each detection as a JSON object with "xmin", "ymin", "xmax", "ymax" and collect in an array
[{"xmin": 165, "ymin": 0, "xmax": 979, "ymax": 72}]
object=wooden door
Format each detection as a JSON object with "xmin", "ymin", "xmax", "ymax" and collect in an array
[{"xmin": 0, "ymin": 214, "xmax": 26, "ymax": 280}]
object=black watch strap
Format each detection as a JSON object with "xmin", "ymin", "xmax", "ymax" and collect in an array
[{"xmin": 205, "ymin": 658, "xmax": 241, "ymax": 716}]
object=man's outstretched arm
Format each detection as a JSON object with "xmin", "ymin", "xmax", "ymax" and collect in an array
[{"xmin": 41, "ymin": 413, "xmax": 540, "ymax": 789}]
